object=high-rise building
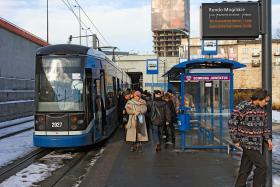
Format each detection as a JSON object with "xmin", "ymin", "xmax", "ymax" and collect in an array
[{"xmin": 151, "ymin": 0, "xmax": 190, "ymax": 57}]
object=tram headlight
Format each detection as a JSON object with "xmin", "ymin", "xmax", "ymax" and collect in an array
[
  {"xmin": 69, "ymin": 114, "xmax": 86, "ymax": 131},
  {"xmin": 35, "ymin": 114, "xmax": 45, "ymax": 131}
]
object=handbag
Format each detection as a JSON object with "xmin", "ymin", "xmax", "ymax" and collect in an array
[{"xmin": 137, "ymin": 114, "xmax": 144, "ymax": 125}]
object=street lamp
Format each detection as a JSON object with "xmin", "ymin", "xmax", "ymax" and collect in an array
[
  {"xmin": 74, "ymin": 5, "xmax": 81, "ymax": 45},
  {"xmin": 47, "ymin": 0, "xmax": 49, "ymax": 44},
  {"xmin": 82, "ymin": 27, "xmax": 90, "ymax": 46}
]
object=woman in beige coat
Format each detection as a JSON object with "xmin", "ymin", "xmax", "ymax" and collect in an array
[{"xmin": 125, "ymin": 91, "xmax": 148, "ymax": 152}]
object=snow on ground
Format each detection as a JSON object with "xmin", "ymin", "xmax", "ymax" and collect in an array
[
  {"xmin": 0, "ymin": 131, "xmax": 35, "ymax": 167},
  {"xmin": 273, "ymin": 132, "xmax": 280, "ymax": 187},
  {"xmin": 0, "ymin": 121, "xmax": 33, "ymax": 138},
  {"xmin": 273, "ymin": 111, "xmax": 280, "ymax": 123},
  {"xmin": 0, "ymin": 116, "xmax": 33, "ymax": 128},
  {"xmin": 0, "ymin": 151, "xmax": 76, "ymax": 187}
]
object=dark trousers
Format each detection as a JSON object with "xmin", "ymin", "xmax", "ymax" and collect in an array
[
  {"xmin": 235, "ymin": 148, "xmax": 267, "ymax": 187},
  {"xmin": 166, "ymin": 123, "xmax": 176, "ymax": 143},
  {"xmin": 151, "ymin": 125, "xmax": 163, "ymax": 145}
]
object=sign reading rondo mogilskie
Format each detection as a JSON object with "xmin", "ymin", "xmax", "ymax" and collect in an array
[{"xmin": 201, "ymin": 2, "xmax": 260, "ymax": 39}]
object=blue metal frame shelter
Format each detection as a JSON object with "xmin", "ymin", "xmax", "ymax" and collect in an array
[{"xmin": 165, "ymin": 58, "xmax": 245, "ymax": 150}]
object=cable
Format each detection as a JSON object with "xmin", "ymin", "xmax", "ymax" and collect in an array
[
  {"xmin": 62, "ymin": 0, "xmax": 106, "ymax": 46},
  {"xmin": 73, "ymin": 0, "xmax": 111, "ymax": 46}
]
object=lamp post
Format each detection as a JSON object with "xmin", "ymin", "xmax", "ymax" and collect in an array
[
  {"xmin": 47, "ymin": 0, "xmax": 49, "ymax": 44},
  {"xmin": 74, "ymin": 5, "xmax": 81, "ymax": 45},
  {"xmin": 82, "ymin": 27, "xmax": 90, "ymax": 46}
]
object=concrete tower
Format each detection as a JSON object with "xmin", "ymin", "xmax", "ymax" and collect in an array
[{"xmin": 151, "ymin": 0, "xmax": 190, "ymax": 57}]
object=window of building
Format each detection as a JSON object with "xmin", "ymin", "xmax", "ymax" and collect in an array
[
  {"xmin": 275, "ymin": 47, "xmax": 280, "ymax": 54},
  {"xmin": 242, "ymin": 48, "xmax": 249, "ymax": 55},
  {"xmin": 275, "ymin": 56, "xmax": 280, "ymax": 66}
]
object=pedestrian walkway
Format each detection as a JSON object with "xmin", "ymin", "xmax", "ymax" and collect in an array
[{"xmin": 81, "ymin": 129, "xmax": 240, "ymax": 187}]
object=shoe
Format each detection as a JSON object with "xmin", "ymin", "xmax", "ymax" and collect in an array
[
  {"xmin": 166, "ymin": 141, "xmax": 173, "ymax": 145},
  {"xmin": 130, "ymin": 145, "xmax": 136, "ymax": 152},
  {"xmin": 155, "ymin": 144, "xmax": 161, "ymax": 152},
  {"xmin": 136, "ymin": 143, "xmax": 143, "ymax": 153}
]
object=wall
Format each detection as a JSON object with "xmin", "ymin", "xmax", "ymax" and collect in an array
[{"xmin": 0, "ymin": 27, "xmax": 42, "ymax": 122}]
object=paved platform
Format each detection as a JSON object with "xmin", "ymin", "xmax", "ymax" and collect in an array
[{"xmin": 81, "ymin": 128, "xmax": 240, "ymax": 187}]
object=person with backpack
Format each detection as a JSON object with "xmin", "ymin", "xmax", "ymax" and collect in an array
[{"xmin": 147, "ymin": 90, "xmax": 171, "ymax": 152}]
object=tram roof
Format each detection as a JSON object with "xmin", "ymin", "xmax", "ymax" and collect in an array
[
  {"xmin": 164, "ymin": 58, "xmax": 246, "ymax": 76},
  {"xmin": 36, "ymin": 44, "xmax": 90, "ymax": 55}
]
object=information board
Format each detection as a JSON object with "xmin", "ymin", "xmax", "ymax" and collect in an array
[
  {"xmin": 146, "ymin": 59, "xmax": 158, "ymax": 74},
  {"xmin": 201, "ymin": 2, "xmax": 260, "ymax": 39},
  {"xmin": 201, "ymin": 40, "xmax": 218, "ymax": 55}
]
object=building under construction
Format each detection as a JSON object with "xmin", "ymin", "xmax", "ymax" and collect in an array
[{"xmin": 151, "ymin": 0, "xmax": 190, "ymax": 57}]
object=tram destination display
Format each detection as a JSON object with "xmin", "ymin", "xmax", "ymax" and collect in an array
[{"xmin": 201, "ymin": 2, "xmax": 260, "ymax": 39}]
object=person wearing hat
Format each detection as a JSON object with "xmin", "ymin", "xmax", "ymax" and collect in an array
[
  {"xmin": 125, "ymin": 91, "xmax": 148, "ymax": 152},
  {"xmin": 147, "ymin": 90, "xmax": 171, "ymax": 152}
]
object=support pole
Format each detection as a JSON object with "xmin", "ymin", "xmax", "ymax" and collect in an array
[
  {"xmin": 261, "ymin": 0, "xmax": 272, "ymax": 186},
  {"xmin": 47, "ymin": 0, "xmax": 49, "ymax": 44}
]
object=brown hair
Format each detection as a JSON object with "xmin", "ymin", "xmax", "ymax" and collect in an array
[{"xmin": 163, "ymin": 93, "xmax": 172, "ymax": 100}]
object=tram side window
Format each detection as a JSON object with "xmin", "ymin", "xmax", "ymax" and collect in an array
[
  {"xmin": 105, "ymin": 73, "xmax": 116, "ymax": 109},
  {"xmin": 85, "ymin": 69, "xmax": 93, "ymax": 121}
]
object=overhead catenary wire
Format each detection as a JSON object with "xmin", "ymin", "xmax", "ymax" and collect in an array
[
  {"xmin": 73, "ymin": 0, "xmax": 111, "ymax": 46},
  {"xmin": 60, "ymin": 0, "xmax": 106, "ymax": 46}
]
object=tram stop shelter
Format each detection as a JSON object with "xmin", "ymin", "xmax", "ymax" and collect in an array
[{"xmin": 164, "ymin": 58, "xmax": 246, "ymax": 150}]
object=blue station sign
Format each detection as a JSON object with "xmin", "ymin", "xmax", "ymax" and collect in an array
[{"xmin": 146, "ymin": 59, "xmax": 158, "ymax": 74}]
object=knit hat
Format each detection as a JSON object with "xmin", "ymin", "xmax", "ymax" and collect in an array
[{"xmin": 134, "ymin": 91, "xmax": 142, "ymax": 97}]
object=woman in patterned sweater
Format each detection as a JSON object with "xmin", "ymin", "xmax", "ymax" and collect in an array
[{"xmin": 228, "ymin": 89, "xmax": 272, "ymax": 187}]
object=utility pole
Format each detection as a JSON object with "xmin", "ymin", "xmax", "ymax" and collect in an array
[
  {"xmin": 261, "ymin": 0, "xmax": 272, "ymax": 186},
  {"xmin": 47, "ymin": 0, "xmax": 49, "ymax": 44},
  {"xmin": 82, "ymin": 27, "xmax": 90, "ymax": 46},
  {"xmin": 74, "ymin": 5, "xmax": 81, "ymax": 45}
]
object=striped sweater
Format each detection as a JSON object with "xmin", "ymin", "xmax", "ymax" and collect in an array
[{"xmin": 228, "ymin": 101, "xmax": 272, "ymax": 151}]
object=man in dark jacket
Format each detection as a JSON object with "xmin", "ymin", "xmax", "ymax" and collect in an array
[
  {"xmin": 228, "ymin": 89, "xmax": 272, "ymax": 187},
  {"xmin": 147, "ymin": 90, "xmax": 171, "ymax": 152}
]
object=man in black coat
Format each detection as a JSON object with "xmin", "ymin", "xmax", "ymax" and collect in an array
[{"xmin": 147, "ymin": 90, "xmax": 171, "ymax": 152}]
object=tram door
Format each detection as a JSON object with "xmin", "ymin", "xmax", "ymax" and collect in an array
[{"xmin": 93, "ymin": 70, "xmax": 106, "ymax": 142}]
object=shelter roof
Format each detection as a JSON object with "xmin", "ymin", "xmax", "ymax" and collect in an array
[{"xmin": 164, "ymin": 58, "xmax": 246, "ymax": 76}]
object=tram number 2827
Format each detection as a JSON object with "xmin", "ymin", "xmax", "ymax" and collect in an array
[{"xmin": 52, "ymin": 122, "xmax": 63, "ymax": 128}]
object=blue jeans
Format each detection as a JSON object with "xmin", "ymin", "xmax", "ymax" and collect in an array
[{"xmin": 151, "ymin": 125, "xmax": 162, "ymax": 145}]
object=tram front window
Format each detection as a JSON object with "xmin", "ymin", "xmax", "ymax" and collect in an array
[{"xmin": 36, "ymin": 56, "xmax": 84, "ymax": 112}]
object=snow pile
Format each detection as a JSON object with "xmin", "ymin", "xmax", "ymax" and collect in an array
[
  {"xmin": 0, "ymin": 151, "xmax": 76, "ymax": 187},
  {"xmin": 273, "ymin": 134, "xmax": 280, "ymax": 187},
  {"xmin": 273, "ymin": 111, "xmax": 280, "ymax": 123},
  {"xmin": 0, "ymin": 131, "xmax": 34, "ymax": 167}
]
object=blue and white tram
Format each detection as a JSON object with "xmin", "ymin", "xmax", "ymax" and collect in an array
[{"xmin": 33, "ymin": 44, "xmax": 131, "ymax": 147}]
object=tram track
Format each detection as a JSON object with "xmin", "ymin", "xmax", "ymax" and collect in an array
[
  {"xmin": 38, "ymin": 144, "xmax": 105, "ymax": 187},
  {"xmin": 0, "ymin": 127, "xmax": 33, "ymax": 140},
  {"xmin": 0, "ymin": 148, "xmax": 52, "ymax": 182},
  {"xmin": 0, "ymin": 117, "xmax": 33, "ymax": 130}
]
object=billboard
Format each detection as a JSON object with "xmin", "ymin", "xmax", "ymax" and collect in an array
[
  {"xmin": 146, "ymin": 59, "xmax": 158, "ymax": 74},
  {"xmin": 152, "ymin": 0, "xmax": 190, "ymax": 31},
  {"xmin": 201, "ymin": 2, "xmax": 260, "ymax": 39}
]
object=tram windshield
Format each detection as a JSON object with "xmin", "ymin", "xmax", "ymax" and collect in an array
[{"xmin": 35, "ymin": 56, "xmax": 84, "ymax": 112}]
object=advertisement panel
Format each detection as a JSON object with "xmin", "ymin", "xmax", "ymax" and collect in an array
[
  {"xmin": 146, "ymin": 59, "xmax": 158, "ymax": 74},
  {"xmin": 152, "ymin": 0, "xmax": 190, "ymax": 31},
  {"xmin": 201, "ymin": 2, "xmax": 260, "ymax": 39}
]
